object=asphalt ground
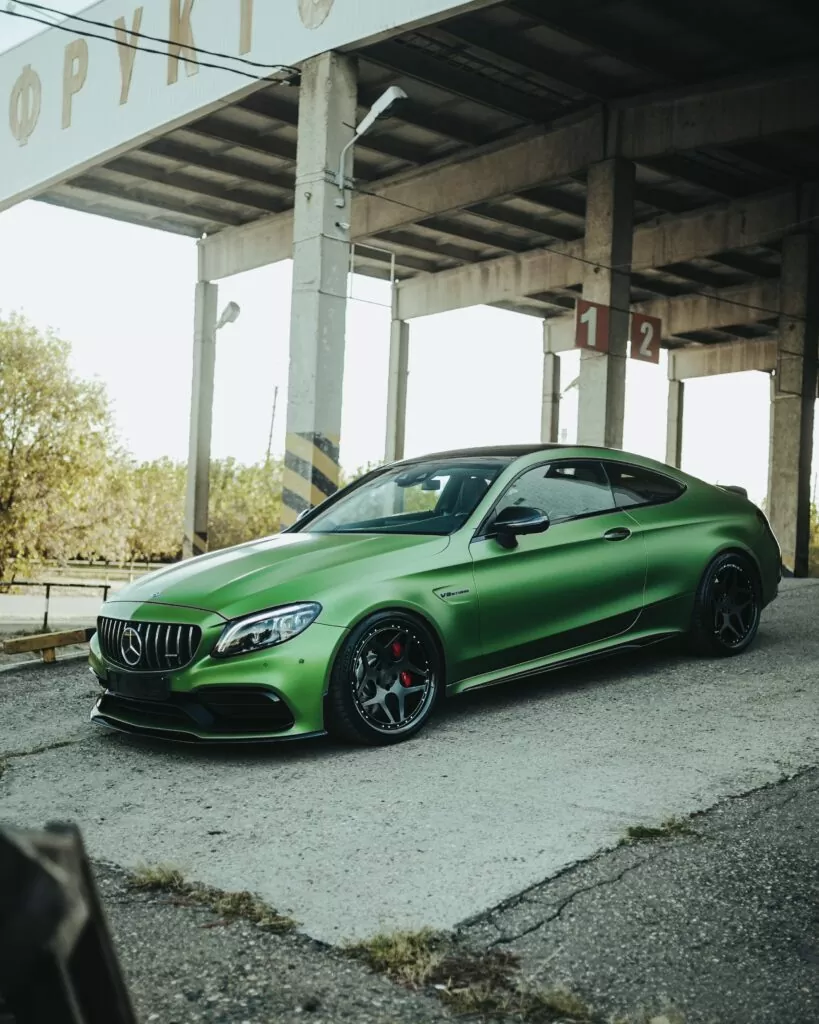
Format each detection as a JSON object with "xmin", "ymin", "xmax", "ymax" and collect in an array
[
  {"xmin": 1, "ymin": 579, "xmax": 817, "ymax": 950},
  {"xmin": 457, "ymin": 766, "xmax": 819, "ymax": 1024}
]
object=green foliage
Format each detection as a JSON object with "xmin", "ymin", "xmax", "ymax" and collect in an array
[
  {"xmin": 0, "ymin": 313, "xmax": 120, "ymax": 580},
  {"xmin": 125, "ymin": 458, "xmax": 186, "ymax": 563},
  {"xmin": 208, "ymin": 457, "xmax": 283, "ymax": 550}
]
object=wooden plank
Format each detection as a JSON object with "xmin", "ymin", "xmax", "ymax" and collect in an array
[{"xmin": 2, "ymin": 627, "xmax": 95, "ymax": 655}]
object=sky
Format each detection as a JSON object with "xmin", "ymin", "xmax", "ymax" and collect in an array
[{"xmin": 1, "ymin": 4, "xmax": 815, "ymax": 507}]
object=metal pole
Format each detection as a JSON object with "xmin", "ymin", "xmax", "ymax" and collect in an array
[
  {"xmin": 43, "ymin": 584, "xmax": 51, "ymax": 632},
  {"xmin": 266, "ymin": 386, "xmax": 279, "ymax": 463}
]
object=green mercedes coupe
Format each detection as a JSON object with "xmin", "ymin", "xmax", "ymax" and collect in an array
[{"xmin": 89, "ymin": 445, "xmax": 780, "ymax": 745}]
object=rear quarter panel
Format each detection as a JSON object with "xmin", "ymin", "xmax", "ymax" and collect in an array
[{"xmin": 625, "ymin": 480, "xmax": 766, "ymax": 627}]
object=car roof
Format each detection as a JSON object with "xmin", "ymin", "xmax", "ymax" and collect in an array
[{"xmin": 397, "ymin": 443, "xmax": 621, "ymax": 463}]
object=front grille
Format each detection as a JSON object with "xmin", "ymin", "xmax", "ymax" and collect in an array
[{"xmin": 97, "ymin": 617, "xmax": 201, "ymax": 672}]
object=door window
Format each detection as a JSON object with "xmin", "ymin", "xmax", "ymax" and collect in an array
[
  {"xmin": 604, "ymin": 463, "xmax": 685, "ymax": 509},
  {"xmin": 493, "ymin": 460, "xmax": 617, "ymax": 525}
]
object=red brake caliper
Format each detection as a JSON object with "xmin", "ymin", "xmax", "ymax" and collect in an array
[{"xmin": 392, "ymin": 640, "xmax": 414, "ymax": 688}]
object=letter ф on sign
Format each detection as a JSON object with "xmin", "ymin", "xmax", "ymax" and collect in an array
[
  {"xmin": 168, "ymin": 0, "xmax": 199, "ymax": 85},
  {"xmin": 575, "ymin": 298, "xmax": 611, "ymax": 353},
  {"xmin": 62, "ymin": 38, "xmax": 89, "ymax": 129},
  {"xmin": 629, "ymin": 312, "xmax": 662, "ymax": 364},
  {"xmin": 9, "ymin": 64, "xmax": 42, "ymax": 146},
  {"xmin": 115, "ymin": 7, "xmax": 145, "ymax": 105}
]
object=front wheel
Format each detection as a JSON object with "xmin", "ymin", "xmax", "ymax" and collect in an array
[
  {"xmin": 325, "ymin": 612, "xmax": 442, "ymax": 745},
  {"xmin": 687, "ymin": 553, "xmax": 761, "ymax": 657}
]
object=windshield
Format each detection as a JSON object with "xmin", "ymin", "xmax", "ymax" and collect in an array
[{"xmin": 301, "ymin": 457, "xmax": 511, "ymax": 536}]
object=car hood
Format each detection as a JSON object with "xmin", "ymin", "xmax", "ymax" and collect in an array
[{"xmin": 108, "ymin": 531, "xmax": 449, "ymax": 620}]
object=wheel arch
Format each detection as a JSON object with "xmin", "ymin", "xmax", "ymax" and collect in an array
[
  {"xmin": 704, "ymin": 543, "xmax": 763, "ymax": 589},
  {"xmin": 321, "ymin": 604, "xmax": 449, "ymax": 703}
]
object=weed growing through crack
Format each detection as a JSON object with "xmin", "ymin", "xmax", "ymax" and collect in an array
[
  {"xmin": 127, "ymin": 864, "xmax": 296, "ymax": 932},
  {"xmin": 347, "ymin": 929, "xmax": 601, "ymax": 1021},
  {"xmin": 624, "ymin": 817, "xmax": 697, "ymax": 842},
  {"xmin": 129, "ymin": 863, "xmax": 186, "ymax": 891},
  {"xmin": 345, "ymin": 928, "xmax": 447, "ymax": 986}
]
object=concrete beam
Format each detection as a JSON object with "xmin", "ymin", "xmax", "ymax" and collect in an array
[
  {"xmin": 398, "ymin": 240, "xmax": 584, "ymax": 320},
  {"xmin": 668, "ymin": 339, "xmax": 776, "ymax": 381},
  {"xmin": 199, "ymin": 64, "xmax": 819, "ymax": 281},
  {"xmin": 395, "ymin": 189, "xmax": 795, "ymax": 320},
  {"xmin": 614, "ymin": 66, "xmax": 819, "ymax": 160},
  {"xmin": 540, "ymin": 279, "xmax": 779, "ymax": 356},
  {"xmin": 639, "ymin": 279, "xmax": 779, "ymax": 339},
  {"xmin": 199, "ymin": 114, "xmax": 604, "ymax": 280}
]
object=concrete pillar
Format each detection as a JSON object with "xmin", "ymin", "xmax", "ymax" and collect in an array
[
  {"xmin": 385, "ymin": 317, "xmax": 409, "ymax": 462},
  {"xmin": 767, "ymin": 233, "xmax": 818, "ymax": 576},
  {"xmin": 541, "ymin": 322, "xmax": 561, "ymax": 443},
  {"xmin": 577, "ymin": 158, "xmax": 634, "ymax": 448},
  {"xmin": 183, "ymin": 277, "xmax": 218, "ymax": 559},
  {"xmin": 666, "ymin": 379, "xmax": 685, "ymax": 468},
  {"xmin": 281, "ymin": 51, "xmax": 357, "ymax": 527}
]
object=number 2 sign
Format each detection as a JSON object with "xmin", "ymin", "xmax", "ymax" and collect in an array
[{"xmin": 629, "ymin": 313, "xmax": 661, "ymax": 363}]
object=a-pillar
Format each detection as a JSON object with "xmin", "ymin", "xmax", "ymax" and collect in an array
[
  {"xmin": 385, "ymin": 315, "xmax": 409, "ymax": 462},
  {"xmin": 767, "ymin": 233, "xmax": 818, "ymax": 576},
  {"xmin": 541, "ymin": 321, "xmax": 561, "ymax": 443},
  {"xmin": 281, "ymin": 51, "xmax": 357, "ymax": 527},
  {"xmin": 666, "ymin": 378, "xmax": 685, "ymax": 468},
  {"xmin": 577, "ymin": 158, "xmax": 634, "ymax": 448},
  {"xmin": 183, "ymin": 269, "xmax": 218, "ymax": 559}
]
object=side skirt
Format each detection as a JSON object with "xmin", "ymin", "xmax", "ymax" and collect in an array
[{"xmin": 448, "ymin": 630, "xmax": 680, "ymax": 697}]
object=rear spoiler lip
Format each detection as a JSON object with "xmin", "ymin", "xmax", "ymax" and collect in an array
[{"xmin": 718, "ymin": 484, "xmax": 748, "ymax": 498}]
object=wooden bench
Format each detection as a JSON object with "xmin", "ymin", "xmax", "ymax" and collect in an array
[{"xmin": 2, "ymin": 627, "xmax": 96, "ymax": 664}]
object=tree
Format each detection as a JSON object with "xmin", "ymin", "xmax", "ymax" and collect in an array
[
  {"xmin": 125, "ymin": 458, "xmax": 186, "ymax": 563},
  {"xmin": 0, "ymin": 313, "xmax": 120, "ymax": 580},
  {"xmin": 208, "ymin": 458, "xmax": 284, "ymax": 551}
]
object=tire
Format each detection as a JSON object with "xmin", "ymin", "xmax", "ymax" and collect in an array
[
  {"xmin": 325, "ymin": 611, "xmax": 442, "ymax": 745},
  {"xmin": 687, "ymin": 552, "xmax": 762, "ymax": 657}
]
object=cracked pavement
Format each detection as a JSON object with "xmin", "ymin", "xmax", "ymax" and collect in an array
[{"xmin": 459, "ymin": 767, "xmax": 819, "ymax": 1024}]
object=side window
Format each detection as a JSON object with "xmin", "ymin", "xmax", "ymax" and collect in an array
[
  {"xmin": 604, "ymin": 463, "xmax": 685, "ymax": 509},
  {"xmin": 494, "ymin": 460, "xmax": 616, "ymax": 525}
]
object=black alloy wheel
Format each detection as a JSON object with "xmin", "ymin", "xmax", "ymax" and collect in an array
[
  {"xmin": 326, "ymin": 612, "xmax": 441, "ymax": 745},
  {"xmin": 688, "ymin": 553, "xmax": 761, "ymax": 657}
]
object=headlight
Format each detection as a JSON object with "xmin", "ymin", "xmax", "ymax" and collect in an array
[{"xmin": 212, "ymin": 603, "xmax": 321, "ymax": 658}]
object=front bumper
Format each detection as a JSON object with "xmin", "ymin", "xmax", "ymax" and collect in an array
[{"xmin": 89, "ymin": 617, "xmax": 347, "ymax": 743}]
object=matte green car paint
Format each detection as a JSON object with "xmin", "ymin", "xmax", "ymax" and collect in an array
[{"xmin": 89, "ymin": 445, "xmax": 780, "ymax": 742}]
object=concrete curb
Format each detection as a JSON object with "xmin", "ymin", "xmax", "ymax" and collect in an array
[{"xmin": 0, "ymin": 651, "xmax": 90, "ymax": 676}]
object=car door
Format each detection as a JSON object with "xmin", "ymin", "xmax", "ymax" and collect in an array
[{"xmin": 468, "ymin": 458, "xmax": 647, "ymax": 676}]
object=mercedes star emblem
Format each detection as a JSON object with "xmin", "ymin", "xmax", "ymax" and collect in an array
[{"xmin": 120, "ymin": 627, "xmax": 143, "ymax": 668}]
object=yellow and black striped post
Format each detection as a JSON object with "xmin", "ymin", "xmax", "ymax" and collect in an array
[{"xmin": 281, "ymin": 432, "xmax": 341, "ymax": 528}]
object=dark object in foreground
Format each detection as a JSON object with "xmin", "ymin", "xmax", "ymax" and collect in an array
[{"xmin": 0, "ymin": 822, "xmax": 136, "ymax": 1024}]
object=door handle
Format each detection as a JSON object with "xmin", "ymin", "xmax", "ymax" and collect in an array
[{"xmin": 603, "ymin": 527, "xmax": 631, "ymax": 541}]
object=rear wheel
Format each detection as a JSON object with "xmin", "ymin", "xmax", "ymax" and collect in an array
[
  {"xmin": 325, "ymin": 612, "xmax": 442, "ymax": 745},
  {"xmin": 687, "ymin": 553, "xmax": 761, "ymax": 657}
]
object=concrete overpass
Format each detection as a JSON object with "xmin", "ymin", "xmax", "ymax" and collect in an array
[{"xmin": 2, "ymin": 0, "xmax": 817, "ymax": 573}]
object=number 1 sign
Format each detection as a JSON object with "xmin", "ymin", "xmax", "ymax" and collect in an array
[
  {"xmin": 575, "ymin": 299, "xmax": 611, "ymax": 353},
  {"xmin": 629, "ymin": 313, "xmax": 662, "ymax": 363}
]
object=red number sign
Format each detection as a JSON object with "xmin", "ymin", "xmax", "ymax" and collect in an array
[
  {"xmin": 575, "ymin": 299, "xmax": 610, "ymax": 353},
  {"xmin": 629, "ymin": 313, "xmax": 662, "ymax": 363}
]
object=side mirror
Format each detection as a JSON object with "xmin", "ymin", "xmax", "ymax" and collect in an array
[{"xmin": 491, "ymin": 505, "xmax": 550, "ymax": 549}]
